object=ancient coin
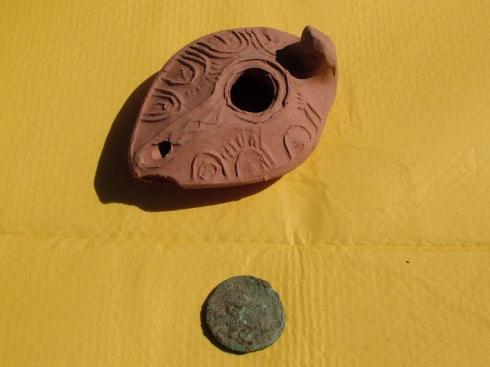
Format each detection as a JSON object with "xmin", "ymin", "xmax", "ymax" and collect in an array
[{"xmin": 203, "ymin": 275, "xmax": 285, "ymax": 353}]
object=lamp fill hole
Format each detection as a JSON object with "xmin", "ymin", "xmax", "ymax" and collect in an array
[{"xmin": 230, "ymin": 68, "xmax": 277, "ymax": 113}]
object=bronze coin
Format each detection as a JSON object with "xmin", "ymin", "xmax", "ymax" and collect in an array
[{"xmin": 203, "ymin": 275, "xmax": 285, "ymax": 353}]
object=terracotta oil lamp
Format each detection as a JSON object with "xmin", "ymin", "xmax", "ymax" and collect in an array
[{"xmin": 129, "ymin": 26, "xmax": 337, "ymax": 188}]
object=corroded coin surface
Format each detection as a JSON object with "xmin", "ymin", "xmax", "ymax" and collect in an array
[{"xmin": 204, "ymin": 275, "xmax": 285, "ymax": 353}]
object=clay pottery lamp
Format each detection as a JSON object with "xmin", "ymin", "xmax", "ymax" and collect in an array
[{"xmin": 129, "ymin": 26, "xmax": 337, "ymax": 188}]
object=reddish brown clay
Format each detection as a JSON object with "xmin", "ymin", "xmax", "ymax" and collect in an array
[{"xmin": 129, "ymin": 25, "xmax": 337, "ymax": 188}]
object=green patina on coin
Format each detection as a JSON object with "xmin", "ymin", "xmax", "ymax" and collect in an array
[{"xmin": 204, "ymin": 275, "xmax": 285, "ymax": 353}]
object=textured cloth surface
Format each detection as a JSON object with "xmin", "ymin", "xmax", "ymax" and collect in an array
[{"xmin": 0, "ymin": 1, "xmax": 489, "ymax": 366}]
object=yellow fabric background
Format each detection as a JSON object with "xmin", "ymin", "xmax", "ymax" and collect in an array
[{"xmin": 1, "ymin": 0, "xmax": 489, "ymax": 366}]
